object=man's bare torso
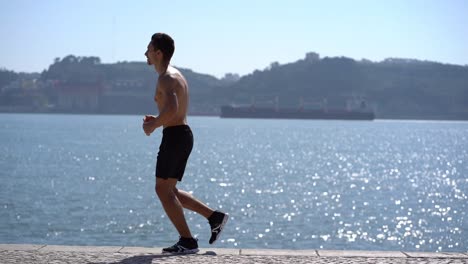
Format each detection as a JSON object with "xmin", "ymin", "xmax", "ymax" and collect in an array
[{"xmin": 154, "ymin": 66, "xmax": 189, "ymax": 128}]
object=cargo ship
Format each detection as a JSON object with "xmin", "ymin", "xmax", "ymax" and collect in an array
[{"xmin": 220, "ymin": 99, "xmax": 375, "ymax": 120}]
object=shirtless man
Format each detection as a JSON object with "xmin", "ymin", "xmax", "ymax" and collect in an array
[{"xmin": 143, "ymin": 33, "xmax": 228, "ymax": 254}]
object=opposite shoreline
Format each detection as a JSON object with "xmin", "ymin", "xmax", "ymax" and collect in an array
[{"xmin": 1, "ymin": 244, "xmax": 467, "ymax": 264}]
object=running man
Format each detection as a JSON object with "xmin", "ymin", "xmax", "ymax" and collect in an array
[{"xmin": 142, "ymin": 33, "xmax": 228, "ymax": 254}]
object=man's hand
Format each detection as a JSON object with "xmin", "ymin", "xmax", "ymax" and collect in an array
[{"xmin": 143, "ymin": 115, "xmax": 157, "ymax": 136}]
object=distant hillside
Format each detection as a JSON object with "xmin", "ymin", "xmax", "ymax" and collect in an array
[
  {"xmin": 220, "ymin": 53, "xmax": 468, "ymax": 119},
  {"xmin": 0, "ymin": 55, "xmax": 225, "ymax": 114},
  {"xmin": 1, "ymin": 53, "xmax": 467, "ymax": 119}
]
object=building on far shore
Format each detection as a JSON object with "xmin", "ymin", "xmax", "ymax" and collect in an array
[{"xmin": 53, "ymin": 80, "xmax": 104, "ymax": 113}]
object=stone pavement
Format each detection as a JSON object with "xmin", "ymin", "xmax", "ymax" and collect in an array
[{"xmin": 1, "ymin": 244, "xmax": 467, "ymax": 264}]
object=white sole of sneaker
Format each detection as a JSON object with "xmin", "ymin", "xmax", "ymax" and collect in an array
[{"xmin": 162, "ymin": 248, "xmax": 199, "ymax": 254}]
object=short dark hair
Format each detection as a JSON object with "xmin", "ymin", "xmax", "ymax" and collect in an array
[{"xmin": 151, "ymin": 33, "xmax": 175, "ymax": 62}]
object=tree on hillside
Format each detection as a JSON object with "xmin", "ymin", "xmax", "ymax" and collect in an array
[{"xmin": 0, "ymin": 69, "xmax": 19, "ymax": 89}]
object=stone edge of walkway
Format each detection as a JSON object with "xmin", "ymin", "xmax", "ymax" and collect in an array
[{"xmin": 0, "ymin": 244, "xmax": 467, "ymax": 259}]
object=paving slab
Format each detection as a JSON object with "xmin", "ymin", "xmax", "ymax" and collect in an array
[
  {"xmin": 118, "ymin": 246, "xmax": 240, "ymax": 255},
  {"xmin": 202, "ymin": 248, "xmax": 240, "ymax": 255},
  {"xmin": 318, "ymin": 249, "xmax": 407, "ymax": 258},
  {"xmin": 118, "ymin": 246, "xmax": 163, "ymax": 254},
  {"xmin": 39, "ymin": 244, "xmax": 122, "ymax": 253},
  {"xmin": 403, "ymin": 251, "xmax": 468, "ymax": 258},
  {"xmin": 0, "ymin": 244, "xmax": 45, "ymax": 251},
  {"xmin": 241, "ymin": 248, "xmax": 318, "ymax": 256},
  {"xmin": 1, "ymin": 244, "xmax": 467, "ymax": 264}
]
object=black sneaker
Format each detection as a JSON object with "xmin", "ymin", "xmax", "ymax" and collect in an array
[
  {"xmin": 208, "ymin": 211, "xmax": 229, "ymax": 244},
  {"xmin": 162, "ymin": 237, "xmax": 199, "ymax": 254}
]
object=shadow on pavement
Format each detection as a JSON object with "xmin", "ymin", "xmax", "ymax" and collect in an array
[{"xmin": 89, "ymin": 251, "xmax": 217, "ymax": 264}]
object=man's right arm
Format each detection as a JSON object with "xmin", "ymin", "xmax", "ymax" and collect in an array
[{"xmin": 143, "ymin": 76, "xmax": 179, "ymax": 134}]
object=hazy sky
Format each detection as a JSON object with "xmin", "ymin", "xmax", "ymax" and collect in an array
[{"xmin": 1, "ymin": 0, "xmax": 467, "ymax": 77}]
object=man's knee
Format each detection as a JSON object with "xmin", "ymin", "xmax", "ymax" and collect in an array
[
  {"xmin": 155, "ymin": 183, "xmax": 168, "ymax": 197},
  {"xmin": 155, "ymin": 180, "xmax": 177, "ymax": 201}
]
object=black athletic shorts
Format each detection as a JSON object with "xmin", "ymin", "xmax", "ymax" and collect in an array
[{"xmin": 155, "ymin": 125, "xmax": 193, "ymax": 181}]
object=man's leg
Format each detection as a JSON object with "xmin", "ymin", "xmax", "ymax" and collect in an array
[
  {"xmin": 175, "ymin": 188, "xmax": 214, "ymax": 218},
  {"xmin": 174, "ymin": 188, "xmax": 229, "ymax": 245},
  {"xmin": 155, "ymin": 178, "xmax": 192, "ymax": 238}
]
